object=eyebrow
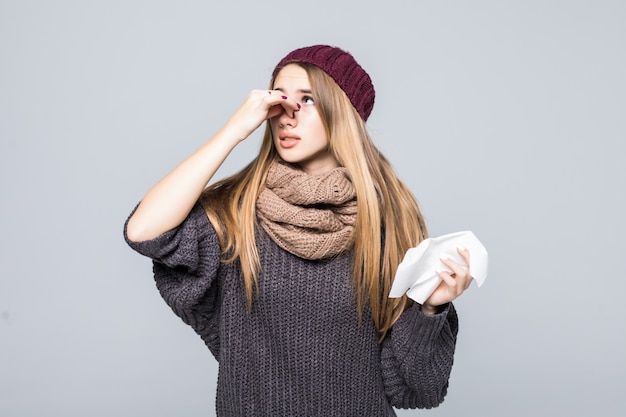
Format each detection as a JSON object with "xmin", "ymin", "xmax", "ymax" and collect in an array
[{"xmin": 274, "ymin": 88, "xmax": 312, "ymax": 94}]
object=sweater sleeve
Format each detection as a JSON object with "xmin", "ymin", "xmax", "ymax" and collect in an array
[
  {"xmin": 381, "ymin": 302, "xmax": 459, "ymax": 409},
  {"xmin": 123, "ymin": 203, "xmax": 222, "ymax": 332}
]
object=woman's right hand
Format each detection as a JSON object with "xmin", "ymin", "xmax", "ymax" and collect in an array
[
  {"xmin": 223, "ymin": 89, "xmax": 301, "ymax": 142},
  {"xmin": 126, "ymin": 90, "xmax": 300, "ymax": 242}
]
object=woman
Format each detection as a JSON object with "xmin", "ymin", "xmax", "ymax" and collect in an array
[{"xmin": 125, "ymin": 45, "xmax": 472, "ymax": 416}]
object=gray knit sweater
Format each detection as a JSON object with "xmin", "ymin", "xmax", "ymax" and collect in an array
[{"xmin": 125, "ymin": 203, "xmax": 458, "ymax": 416}]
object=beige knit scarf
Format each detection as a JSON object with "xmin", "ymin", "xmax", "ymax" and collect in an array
[{"xmin": 256, "ymin": 161, "xmax": 357, "ymax": 260}]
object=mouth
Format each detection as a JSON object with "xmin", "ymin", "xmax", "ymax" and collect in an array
[
  {"xmin": 277, "ymin": 133, "xmax": 301, "ymax": 148},
  {"xmin": 279, "ymin": 133, "xmax": 301, "ymax": 141}
]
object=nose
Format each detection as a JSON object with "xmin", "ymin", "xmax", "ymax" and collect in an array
[{"xmin": 277, "ymin": 106, "xmax": 298, "ymax": 128}]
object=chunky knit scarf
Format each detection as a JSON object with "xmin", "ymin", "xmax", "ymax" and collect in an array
[{"xmin": 256, "ymin": 161, "xmax": 357, "ymax": 260}]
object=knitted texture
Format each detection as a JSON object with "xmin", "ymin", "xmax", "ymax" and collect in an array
[
  {"xmin": 256, "ymin": 161, "xmax": 357, "ymax": 260},
  {"xmin": 124, "ymin": 203, "xmax": 458, "ymax": 416},
  {"xmin": 273, "ymin": 45, "xmax": 376, "ymax": 121}
]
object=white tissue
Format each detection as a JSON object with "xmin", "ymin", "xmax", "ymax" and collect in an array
[{"xmin": 389, "ymin": 231, "xmax": 488, "ymax": 304}]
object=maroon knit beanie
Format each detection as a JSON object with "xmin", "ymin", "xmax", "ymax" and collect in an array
[{"xmin": 272, "ymin": 45, "xmax": 375, "ymax": 121}]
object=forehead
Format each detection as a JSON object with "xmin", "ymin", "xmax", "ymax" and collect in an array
[{"xmin": 273, "ymin": 64, "xmax": 311, "ymax": 89}]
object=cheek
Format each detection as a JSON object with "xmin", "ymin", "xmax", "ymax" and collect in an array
[
  {"xmin": 312, "ymin": 120, "xmax": 328, "ymax": 142},
  {"xmin": 302, "ymin": 111, "xmax": 326, "ymax": 136}
]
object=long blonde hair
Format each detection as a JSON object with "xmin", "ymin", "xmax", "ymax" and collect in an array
[{"xmin": 200, "ymin": 63, "xmax": 428, "ymax": 339}]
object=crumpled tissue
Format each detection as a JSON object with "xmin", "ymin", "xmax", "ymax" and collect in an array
[{"xmin": 389, "ymin": 231, "xmax": 488, "ymax": 304}]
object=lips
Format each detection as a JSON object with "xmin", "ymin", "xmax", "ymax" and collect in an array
[
  {"xmin": 279, "ymin": 133, "xmax": 301, "ymax": 141},
  {"xmin": 278, "ymin": 133, "xmax": 300, "ymax": 148}
]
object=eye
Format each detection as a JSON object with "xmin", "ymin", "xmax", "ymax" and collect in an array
[{"xmin": 302, "ymin": 95, "xmax": 315, "ymax": 105}]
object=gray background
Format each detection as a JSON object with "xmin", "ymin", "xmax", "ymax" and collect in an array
[{"xmin": 1, "ymin": 0, "xmax": 624, "ymax": 416}]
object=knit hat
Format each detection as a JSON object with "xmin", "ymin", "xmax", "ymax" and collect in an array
[{"xmin": 272, "ymin": 45, "xmax": 375, "ymax": 121}]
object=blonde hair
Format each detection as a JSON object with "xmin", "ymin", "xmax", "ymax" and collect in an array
[{"xmin": 200, "ymin": 63, "xmax": 427, "ymax": 339}]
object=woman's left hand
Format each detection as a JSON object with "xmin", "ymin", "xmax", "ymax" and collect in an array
[{"xmin": 422, "ymin": 248, "xmax": 473, "ymax": 314}]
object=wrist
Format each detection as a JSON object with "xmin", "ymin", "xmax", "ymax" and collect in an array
[
  {"xmin": 217, "ymin": 124, "xmax": 248, "ymax": 144},
  {"xmin": 421, "ymin": 303, "xmax": 439, "ymax": 315}
]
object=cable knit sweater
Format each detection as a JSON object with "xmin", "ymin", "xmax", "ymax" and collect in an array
[{"xmin": 124, "ymin": 203, "xmax": 458, "ymax": 416}]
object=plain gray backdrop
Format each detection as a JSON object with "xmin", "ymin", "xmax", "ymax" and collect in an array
[{"xmin": 1, "ymin": 1, "xmax": 625, "ymax": 416}]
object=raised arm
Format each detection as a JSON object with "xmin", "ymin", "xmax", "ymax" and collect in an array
[{"xmin": 126, "ymin": 90, "xmax": 299, "ymax": 242}]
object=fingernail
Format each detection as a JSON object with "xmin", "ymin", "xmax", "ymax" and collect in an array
[
  {"xmin": 281, "ymin": 95, "xmax": 288, "ymax": 100},
  {"xmin": 297, "ymin": 103, "xmax": 301, "ymax": 109}
]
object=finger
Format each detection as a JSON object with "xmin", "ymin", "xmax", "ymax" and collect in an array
[
  {"xmin": 279, "ymin": 98, "xmax": 301, "ymax": 118},
  {"xmin": 440, "ymin": 257, "xmax": 468, "ymax": 278},
  {"xmin": 457, "ymin": 247, "xmax": 471, "ymax": 269},
  {"xmin": 437, "ymin": 269, "xmax": 470, "ymax": 300},
  {"xmin": 265, "ymin": 89, "xmax": 297, "ymax": 107},
  {"xmin": 263, "ymin": 89, "xmax": 288, "ymax": 104},
  {"xmin": 448, "ymin": 261, "xmax": 474, "ymax": 291},
  {"xmin": 259, "ymin": 92, "xmax": 291, "ymax": 120},
  {"xmin": 463, "ymin": 276, "xmax": 473, "ymax": 290},
  {"xmin": 454, "ymin": 249, "xmax": 474, "ymax": 289},
  {"xmin": 440, "ymin": 259, "xmax": 473, "ymax": 296},
  {"xmin": 436, "ymin": 270, "xmax": 457, "ymax": 288},
  {"xmin": 265, "ymin": 90, "xmax": 300, "ymax": 117}
]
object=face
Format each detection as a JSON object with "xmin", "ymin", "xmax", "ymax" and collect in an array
[{"xmin": 270, "ymin": 64, "xmax": 338, "ymax": 175}]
